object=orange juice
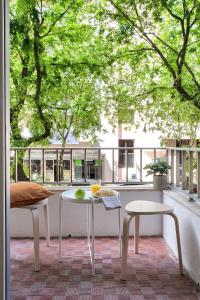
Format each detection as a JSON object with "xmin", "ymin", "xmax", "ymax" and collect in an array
[{"xmin": 91, "ymin": 184, "xmax": 101, "ymax": 194}]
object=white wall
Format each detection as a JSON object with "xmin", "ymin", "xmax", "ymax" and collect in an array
[
  {"xmin": 97, "ymin": 118, "xmax": 162, "ymax": 149},
  {"xmin": 10, "ymin": 189, "xmax": 162, "ymax": 237},
  {"xmin": 163, "ymin": 191, "xmax": 200, "ymax": 284}
]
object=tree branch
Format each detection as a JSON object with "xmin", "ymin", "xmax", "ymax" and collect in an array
[
  {"xmin": 31, "ymin": 11, "xmax": 52, "ymax": 143},
  {"xmin": 184, "ymin": 61, "xmax": 200, "ymax": 90},
  {"xmin": 163, "ymin": 2, "xmax": 185, "ymax": 37},
  {"xmin": 188, "ymin": 38, "xmax": 200, "ymax": 46},
  {"xmin": 47, "ymin": 105, "xmax": 70, "ymax": 111},
  {"xmin": 189, "ymin": 0, "xmax": 198, "ymax": 14},
  {"xmin": 164, "ymin": 4, "xmax": 183, "ymax": 22},
  {"xmin": 64, "ymin": 114, "xmax": 74, "ymax": 140},
  {"xmin": 109, "ymin": 0, "xmax": 177, "ymax": 79},
  {"xmin": 133, "ymin": 86, "xmax": 174, "ymax": 99},
  {"xmin": 39, "ymin": 0, "xmax": 74, "ymax": 38},
  {"xmin": 149, "ymin": 33, "xmax": 178, "ymax": 54}
]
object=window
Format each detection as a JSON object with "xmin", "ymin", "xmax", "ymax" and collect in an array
[
  {"xmin": 63, "ymin": 160, "xmax": 70, "ymax": 170},
  {"xmin": 118, "ymin": 139, "xmax": 134, "ymax": 168},
  {"xmin": 31, "ymin": 160, "xmax": 41, "ymax": 173},
  {"xmin": 46, "ymin": 160, "xmax": 53, "ymax": 170}
]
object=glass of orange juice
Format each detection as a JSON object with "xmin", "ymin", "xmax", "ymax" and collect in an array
[{"xmin": 90, "ymin": 179, "xmax": 101, "ymax": 195}]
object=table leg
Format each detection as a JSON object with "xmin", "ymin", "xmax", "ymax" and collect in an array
[
  {"xmin": 87, "ymin": 204, "xmax": 91, "ymax": 246},
  {"xmin": 91, "ymin": 198, "xmax": 95, "ymax": 276},
  {"xmin": 31, "ymin": 208, "xmax": 40, "ymax": 271},
  {"xmin": 59, "ymin": 195, "xmax": 62, "ymax": 262},
  {"xmin": 134, "ymin": 215, "xmax": 140, "ymax": 254},
  {"xmin": 118, "ymin": 208, "xmax": 121, "ymax": 257}
]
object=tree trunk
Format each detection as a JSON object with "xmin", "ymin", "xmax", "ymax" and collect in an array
[
  {"xmin": 59, "ymin": 145, "xmax": 65, "ymax": 181},
  {"xmin": 16, "ymin": 149, "xmax": 29, "ymax": 181}
]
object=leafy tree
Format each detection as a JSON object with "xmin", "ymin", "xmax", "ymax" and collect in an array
[
  {"xmin": 47, "ymin": 73, "xmax": 102, "ymax": 180},
  {"xmin": 94, "ymin": 0, "xmax": 200, "ymax": 137},
  {"xmin": 10, "ymin": 0, "xmax": 104, "ymax": 180},
  {"xmin": 10, "ymin": 0, "xmax": 200, "ymax": 184}
]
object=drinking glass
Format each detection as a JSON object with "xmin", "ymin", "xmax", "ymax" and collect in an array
[{"xmin": 90, "ymin": 179, "xmax": 101, "ymax": 195}]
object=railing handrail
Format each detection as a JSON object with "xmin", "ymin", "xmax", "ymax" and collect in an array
[{"xmin": 10, "ymin": 146, "xmax": 167, "ymax": 150}]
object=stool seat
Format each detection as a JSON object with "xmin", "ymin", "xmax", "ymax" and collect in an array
[
  {"xmin": 125, "ymin": 200, "xmax": 173, "ymax": 215},
  {"xmin": 21, "ymin": 198, "xmax": 48, "ymax": 210}
]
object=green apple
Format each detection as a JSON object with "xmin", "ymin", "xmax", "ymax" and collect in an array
[{"xmin": 75, "ymin": 188, "xmax": 85, "ymax": 200}]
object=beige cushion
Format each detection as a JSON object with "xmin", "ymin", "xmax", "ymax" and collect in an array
[{"xmin": 10, "ymin": 182, "xmax": 54, "ymax": 208}]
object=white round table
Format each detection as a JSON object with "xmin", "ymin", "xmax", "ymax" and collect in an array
[{"xmin": 59, "ymin": 189, "xmax": 121, "ymax": 276}]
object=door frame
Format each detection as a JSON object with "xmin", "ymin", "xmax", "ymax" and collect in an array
[{"xmin": 0, "ymin": 0, "xmax": 10, "ymax": 299}]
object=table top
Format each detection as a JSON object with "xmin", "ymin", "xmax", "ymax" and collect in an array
[
  {"xmin": 61, "ymin": 189, "xmax": 119, "ymax": 204},
  {"xmin": 61, "ymin": 190, "xmax": 102, "ymax": 204}
]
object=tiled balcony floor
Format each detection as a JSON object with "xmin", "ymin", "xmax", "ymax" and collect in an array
[{"xmin": 11, "ymin": 237, "xmax": 198, "ymax": 300}]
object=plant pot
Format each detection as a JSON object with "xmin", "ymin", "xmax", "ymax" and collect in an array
[{"xmin": 153, "ymin": 175, "xmax": 167, "ymax": 190}]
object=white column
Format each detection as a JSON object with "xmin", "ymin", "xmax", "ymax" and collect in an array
[
  {"xmin": 175, "ymin": 150, "xmax": 180, "ymax": 187},
  {"xmin": 0, "ymin": 0, "xmax": 10, "ymax": 299},
  {"xmin": 182, "ymin": 151, "xmax": 187, "ymax": 190},
  {"xmin": 188, "ymin": 151, "xmax": 193, "ymax": 194}
]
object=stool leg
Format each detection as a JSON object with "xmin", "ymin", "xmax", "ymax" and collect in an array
[
  {"xmin": 168, "ymin": 212, "xmax": 183, "ymax": 275},
  {"xmin": 43, "ymin": 200, "xmax": 50, "ymax": 247},
  {"xmin": 121, "ymin": 215, "xmax": 133, "ymax": 280},
  {"xmin": 31, "ymin": 208, "xmax": 40, "ymax": 271},
  {"xmin": 134, "ymin": 215, "xmax": 140, "ymax": 254},
  {"xmin": 118, "ymin": 208, "xmax": 121, "ymax": 257}
]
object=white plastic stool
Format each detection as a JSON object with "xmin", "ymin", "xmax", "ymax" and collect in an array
[
  {"xmin": 20, "ymin": 198, "xmax": 50, "ymax": 271},
  {"xmin": 121, "ymin": 200, "xmax": 183, "ymax": 279}
]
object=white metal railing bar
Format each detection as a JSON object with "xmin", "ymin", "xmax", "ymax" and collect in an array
[
  {"xmin": 166, "ymin": 149, "xmax": 169, "ymax": 184},
  {"xmin": 171, "ymin": 150, "xmax": 175, "ymax": 185},
  {"xmin": 126, "ymin": 149, "xmax": 128, "ymax": 183},
  {"xmin": 140, "ymin": 149, "xmax": 142, "ymax": 183},
  {"xmin": 14, "ymin": 150, "xmax": 17, "ymax": 182},
  {"xmin": 112, "ymin": 149, "xmax": 114, "ymax": 183},
  {"xmin": 176, "ymin": 150, "xmax": 180, "ymax": 187},
  {"xmin": 182, "ymin": 151, "xmax": 187, "ymax": 190},
  {"xmin": 70, "ymin": 149, "xmax": 73, "ymax": 183},
  {"xmin": 42, "ymin": 149, "xmax": 45, "ymax": 184},
  {"xmin": 167, "ymin": 147, "xmax": 200, "ymax": 200},
  {"xmin": 28, "ymin": 149, "xmax": 31, "ymax": 181},
  {"xmin": 188, "ymin": 151, "xmax": 193, "ymax": 194}
]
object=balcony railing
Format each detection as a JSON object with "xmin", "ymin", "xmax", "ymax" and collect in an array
[
  {"xmin": 10, "ymin": 146, "xmax": 200, "ymax": 198},
  {"xmin": 10, "ymin": 147, "xmax": 167, "ymax": 185},
  {"xmin": 166, "ymin": 147, "xmax": 200, "ymax": 198}
]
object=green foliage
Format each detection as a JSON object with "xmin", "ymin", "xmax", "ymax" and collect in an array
[
  {"xmin": 10, "ymin": 0, "xmax": 111, "ymax": 180},
  {"xmin": 93, "ymin": 0, "xmax": 200, "ymax": 138},
  {"xmin": 10, "ymin": 0, "xmax": 200, "ymax": 154},
  {"xmin": 144, "ymin": 159, "xmax": 171, "ymax": 176},
  {"xmin": 10, "ymin": 0, "xmax": 106, "ymax": 150}
]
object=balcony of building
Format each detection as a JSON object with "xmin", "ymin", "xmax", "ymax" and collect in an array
[{"xmin": 10, "ymin": 146, "xmax": 200, "ymax": 299}]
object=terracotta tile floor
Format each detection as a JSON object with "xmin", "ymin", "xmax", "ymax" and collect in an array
[{"xmin": 10, "ymin": 237, "xmax": 198, "ymax": 300}]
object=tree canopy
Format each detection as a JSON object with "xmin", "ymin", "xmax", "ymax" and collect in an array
[
  {"xmin": 10, "ymin": 0, "xmax": 200, "ymax": 151},
  {"xmin": 90, "ymin": 0, "xmax": 200, "ymax": 138},
  {"xmin": 10, "ymin": 0, "xmax": 105, "ymax": 149}
]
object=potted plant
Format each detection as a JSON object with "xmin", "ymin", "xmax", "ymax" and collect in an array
[{"xmin": 144, "ymin": 159, "xmax": 171, "ymax": 190}]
